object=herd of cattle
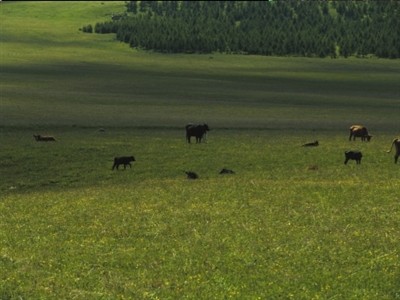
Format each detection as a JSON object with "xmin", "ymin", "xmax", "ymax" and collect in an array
[
  {"xmin": 346, "ymin": 125, "xmax": 399, "ymax": 165},
  {"xmin": 33, "ymin": 124, "xmax": 400, "ymax": 177}
]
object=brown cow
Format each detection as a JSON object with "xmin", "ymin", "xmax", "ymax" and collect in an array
[
  {"xmin": 387, "ymin": 138, "xmax": 400, "ymax": 164},
  {"xmin": 349, "ymin": 125, "xmax": 372, "ymax": 142}
]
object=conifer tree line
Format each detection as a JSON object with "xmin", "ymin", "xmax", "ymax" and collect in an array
[{"xmin": 87, "ymin": 1, "xmax": 399, "ymax": 58}]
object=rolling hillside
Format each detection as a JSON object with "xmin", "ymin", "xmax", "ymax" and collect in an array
[
  {"xmin": 1, "ymin": 2, "xmax": 399, "ymax": 299},
  {"xmin": 1, "ymin": 1, "xmax": 400, "ymax": 131}
]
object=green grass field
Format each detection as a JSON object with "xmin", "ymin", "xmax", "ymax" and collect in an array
[{"xmin": 1, "ymin": 1, "xmax": 399, "ymax": 299}]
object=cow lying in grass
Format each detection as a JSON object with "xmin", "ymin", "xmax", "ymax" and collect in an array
[
  {"xmin": 302, "ymin": 140, "xmax": 319, "ymax": 147},
  {"xmin": 344, "ymin": 150, "xmax": 362, "ymax": 165},
  {"xmin": 33, "ymin": 134, "xmax": 56, "ymax": 142},
  {"xmin": 112, "ymin": 156, "xmax": 135, "ymax": 170},
  {"xmin": 185, "ymin": 171, "xmax": 199, "ymax": 179},
  {"xmin": 219, "ymin": 168, "xmax": 235, "ymax": 174}
]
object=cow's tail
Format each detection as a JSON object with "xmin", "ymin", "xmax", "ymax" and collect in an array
[{"xmin": 387, "ymin": 139, "xmax": 395, "ymax": 153}]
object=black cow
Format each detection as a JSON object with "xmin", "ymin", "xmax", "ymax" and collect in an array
[
  {"xmin": 185, "ymin": 123, "xmax": 210, "ymax": 143},
  {"xmin": 112, "ymin": 156, "xmax": 135, "ymax": 170},
  {"xmin": 344, "ymin": 151, "xmax": 362, "ymax": 165}
]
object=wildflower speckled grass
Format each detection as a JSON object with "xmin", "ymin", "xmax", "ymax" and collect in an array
[
  {"xmin": 2, "ymin": 177, "xmax": 399, "ymax": 299},
  {"xmin": 1, "ymin": 129, "xmax": 399, "ymax": 299}
]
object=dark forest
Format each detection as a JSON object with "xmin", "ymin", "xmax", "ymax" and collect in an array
[{"xmin": 85, "ymin": 1, "xmax": 399, "ymax": 58}]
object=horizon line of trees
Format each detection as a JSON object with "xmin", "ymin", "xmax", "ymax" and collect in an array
[{"xmin": 83, "ymin": 1, "xmax": 400, "ymax": 58}]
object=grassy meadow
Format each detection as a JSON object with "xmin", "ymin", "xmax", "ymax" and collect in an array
[{"xmin": 1, "ymin": 1, "xmax": 400, "ymax": 299}]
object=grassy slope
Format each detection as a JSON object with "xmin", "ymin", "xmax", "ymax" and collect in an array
[
  {"xmin": 1, "ymin": 2, "xmax": 400, "ymax": 299},
  {"xmin": 1, "ymin": 2, "xmax": 400, "ymax": 130},
  {"xmin": 1, "ymin": 129, "xmax": 399, "ymax": 299}
]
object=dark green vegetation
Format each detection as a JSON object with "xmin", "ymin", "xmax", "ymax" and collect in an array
[
  {"xmin": 1, "ymin": 1, "xmax": 400, "ymax": 299},
  {"xmin": 92, "ymin": 1, "xmax": 400, "ymax": 58}
]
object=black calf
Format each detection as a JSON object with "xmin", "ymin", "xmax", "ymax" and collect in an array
[
  {"xmin": 344, "ymin": 151, "xmax": 362, "ymax": 165},
  {"xmin": 112, "ymin": 156, "xmax": 135, "ymax": 170}
]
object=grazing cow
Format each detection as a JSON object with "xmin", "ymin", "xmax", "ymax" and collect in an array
[
  {"xmin": 302, "ymin": 140, "xmax": 319, "ymax": 147},
  {"xmin": 185, "ymin": 123, "xmax": 210, "ymax": 143},
  {"xmin": 185, "ymin": 171, "xmax": 199, "ymax": 179},
  {"xmin": 349, "ymin": 125, "xmax": 372, "ymax": 142},
  {"xmin": 344, "ymin": 150, "xmax": 362, "ymax": 165},
  {"xmin": 33, "ymin": 134, "xmax": 56, "ymax": 142},
  {"xmin": 387, "ymin": 138, "xmax": 400, "ymax": 164},
  {"xmin": 112, "ymin": 156, "xmax": 135, "ymax": 170},
  {"xmin": 219, "ymin": 168, "xmax": 235, "ymax": 174}
]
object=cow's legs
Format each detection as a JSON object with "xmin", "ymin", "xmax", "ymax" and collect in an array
[{"xmin": 395, "ymin": 154, "xmax": 399, "ymax": 164}]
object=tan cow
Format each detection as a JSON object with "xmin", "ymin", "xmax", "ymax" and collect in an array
[
  {"xmin": 387, "ymin": 138, "xmax": 400, "ymax": 164},
  {"xmin": 349, "ymin": 125, "xmax": 372, "ymax": 142}
]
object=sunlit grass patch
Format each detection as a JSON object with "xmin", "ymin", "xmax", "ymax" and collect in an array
[{"xmin": 2, "ymin": 168, "xmax": 399, "ymax": 298}]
